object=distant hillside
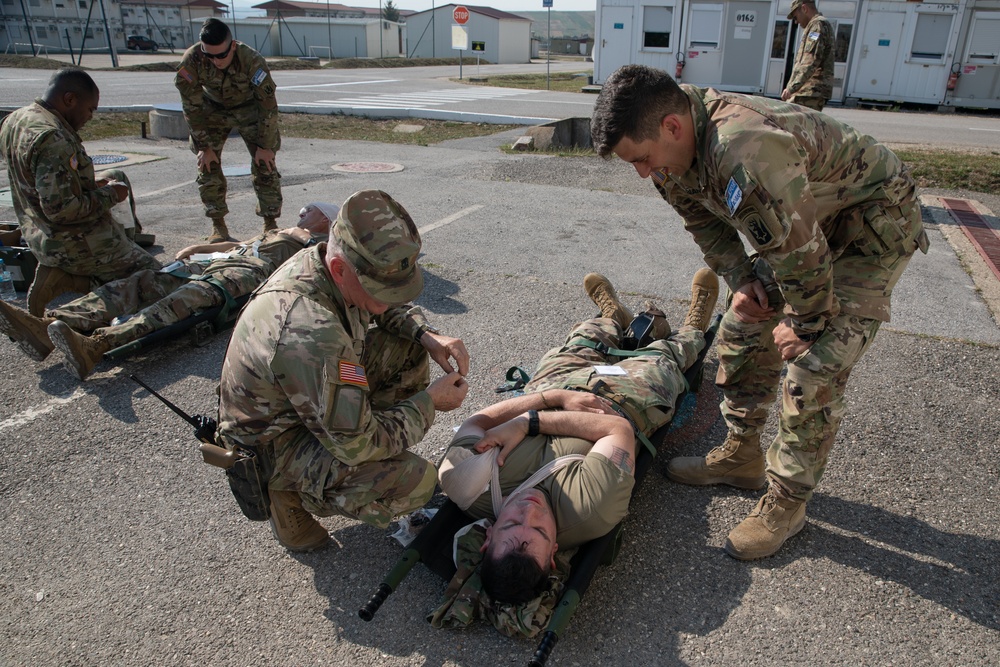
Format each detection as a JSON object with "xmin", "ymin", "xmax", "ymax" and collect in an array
[{"xmin": 516, "ymin": 11, "xmax": 595, "ymax": 39}]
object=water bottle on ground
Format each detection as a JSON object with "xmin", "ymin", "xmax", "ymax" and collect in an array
[{"xmin": 0, "ymin": 259, "xmax": 17, "ymax": 302}]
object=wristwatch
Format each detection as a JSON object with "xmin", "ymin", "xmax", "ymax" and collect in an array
[{"xmin": 526, "ymin": 410, "xmax": 540, "ymax": 437}]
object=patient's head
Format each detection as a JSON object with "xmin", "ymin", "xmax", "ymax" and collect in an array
[{"xmin": 479, "ymin": 488, "xmax": 559, "ymax": 604}]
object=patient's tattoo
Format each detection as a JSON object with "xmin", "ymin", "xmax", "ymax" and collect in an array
[{"xmin": 609, "ymin": 446, "xmax": 634, "ymax": 474}]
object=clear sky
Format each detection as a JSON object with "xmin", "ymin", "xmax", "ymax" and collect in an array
[{"xmin": 230, "ymin": 0, "xmax": 597, "ymax": 17}]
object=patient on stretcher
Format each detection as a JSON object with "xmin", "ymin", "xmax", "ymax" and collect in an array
[{"xmin": 436, "ymin": 270, "xmax": 719, "ymax": 612}]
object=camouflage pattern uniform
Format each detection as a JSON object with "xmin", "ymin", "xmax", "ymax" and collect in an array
[
  {"xmin": 654, "ymin": 86, "xmax": 928, "ymax": 500},
  {"xmin": 48, "ymin": 230, "xmax": 315, "ymax": 348},
  {"xmin": 786, "ymin": 12, "xmax": 835, "ymax": 110},
  {"xmin": 175, "ymin": 42, "xmax": 282, "ymax": 220},
  {"xmin": 216, "ymin": 244, "xmax": 438, "ymax": 529},
  {"xmin": 0, "ymin": 100, "xmax": 160, "ymax": 282},
  {"xmin": 445, "ymin": 318, "xmax": 705, "ymax": 546}
]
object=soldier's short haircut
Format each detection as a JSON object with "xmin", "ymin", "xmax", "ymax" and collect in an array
[
  {"xmin": 45, "ymin": 68, "xmax": 98, "ymax": 101},
  {"xmin": 590, "ymin": 64, "xmax": 689, "ymax": 158},
  {"xmin": 480, "ymin": 546, "xmax": 550, "ymax": 605},
  {"xmin": 200, "ymin": 18, "xmax": 232, "ymax": 45}
]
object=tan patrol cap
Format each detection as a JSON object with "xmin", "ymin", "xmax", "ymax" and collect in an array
[
  {"xmin": 332, "ymin": 189, "xmax": 423, "ymax": 306},
  {"xmin": 787, "ymin": 0, "xmax": 814, "ymax": 20}
]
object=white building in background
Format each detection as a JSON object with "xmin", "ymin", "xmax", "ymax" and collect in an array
[
  {"xmin": 219, "ymin": 15, "xmax": 405, "ymax": 58},
  {"xmin": 405, "ymin": 3, "xmax": 531, "ymax": 63},
  {"xmin": 121, "ymin": 0, "xmax": 226, "ymax": 49}
]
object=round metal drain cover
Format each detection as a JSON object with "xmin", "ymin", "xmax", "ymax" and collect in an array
[
  {"xmin": 331, "ymin": 162, "xmax": 404, "ymax": 174},
  {"xmin": 91, "ymin": 154, "xmax": 128, "ymax": 165}
]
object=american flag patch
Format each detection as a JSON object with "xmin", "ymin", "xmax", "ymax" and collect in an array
[
  {"xmin": 339, "ymin": 360, "xmax": 368, "ymax": 387},
  {"xmin": 179, "ymin": 67, "xmax": 193, "ymax": 82}
]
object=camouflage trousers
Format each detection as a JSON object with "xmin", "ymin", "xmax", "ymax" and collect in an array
[
  {"xmin": 191, "ymin": 103, "xmax": 282, "ymax": 220},
  {"xmin": 28, "ymin": 168, "xmax": 160, "ymax": 283},
  {"xmin": 49, "ymin": 256, "xmax": 271, "ymax": 347},
  {"xmin": 271, "ymin": 327, "xmax": 436, "ymax": 529},
  {"xmin": 524, "ymin": 318, "xmax": 704, "ymax": 437},
  {"xmin": 789, "ymin": 95, "xmax": 826, "ymax": 111}
]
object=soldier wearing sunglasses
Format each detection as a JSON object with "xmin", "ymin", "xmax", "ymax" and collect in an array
[{"xmin": 175, "ymin": 18, "xmax": 283, "ymax": 244}]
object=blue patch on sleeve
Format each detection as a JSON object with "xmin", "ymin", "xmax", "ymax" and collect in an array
[
  {"xmin": 251, "ymin": 68, "xmax": 267, "ymax": 86},
  {"xmin": 725, "ymin": 177, "xmax": 743, "ymax": 215}
]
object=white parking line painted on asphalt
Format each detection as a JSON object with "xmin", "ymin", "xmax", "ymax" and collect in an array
[
  {"xmin": 278, "ymin": 79, "xmax": 400, "ymax": 90},
  {"xmin": 419, "ymin": 205, "xmax": 484, "ymax": 235},
  {"xmin": 968, "ymin": 127, "xmax": 1000, "ymax": 132},
  {"xmin": 0, "ymin": 388, "xmax": 86, "ymax": 432},
  {"xmin": 137, "ymin": 179, "xmax": 197, "ymax": 199}
]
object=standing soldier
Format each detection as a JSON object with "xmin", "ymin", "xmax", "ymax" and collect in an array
[
  {"xmin": 175, "ymin": 18, "xmax": 282, "ymax": 243},
  {"xmin": 781, "ymin": 0, "xmax": 835, "ymax": 111},
  {"xmin": 591, "ymin": 65, "xmax": 929, "ymax": 560},
  {"xmin": 216, "ymin": 190, "xmax": 470, "ymax": 553},
  {"xmin": 0, "ymin": 68, "xmax": 161, "ymax": 316}
]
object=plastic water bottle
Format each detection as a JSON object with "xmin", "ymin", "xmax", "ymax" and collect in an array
[{"xmin": 0, "ymin": 259, "xmax": 16, "ymax": 302}]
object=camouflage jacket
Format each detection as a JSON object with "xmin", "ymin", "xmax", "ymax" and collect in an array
[
  {"xmin": 175, "ymin": 42, "xmax": 279, "ymax": 152},
  {"xmin": 216, "ymin": 243, "xmax": 435, "ymax": 466},
  {"xmin": 654, "ymin": 86, "xmax": 920, "ymax": 333},
  {"xmin": 786, "ymin": 14, "xmax": 835, "ymax": 100},
  {"xmin": 0, "ymin": 100, "xmax": 124, "ymax": 262}
]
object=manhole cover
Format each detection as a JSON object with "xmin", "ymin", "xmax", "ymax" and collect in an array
[
  {"xmin": 331, "ymin": 162, "xmax": 404, "ymax": 174},
  {"xmin": 92, "ymin": 154, "xmax": 127, "ymax": 165},
  {"xmin": 222, "ymin": 165, "xmax": 253, "ymax": 177}
]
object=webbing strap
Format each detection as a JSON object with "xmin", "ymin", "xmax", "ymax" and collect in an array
[
  {"xmin": 491, "ymin": 452, "xmax": 586, "ymax": 517},
  {"xmin": 192, "ymin": 275, "xmax": 238, "ymax": 328},
  {"xmin": 568, "ymin": 337, "xmax": 662, "ymax": 359}
]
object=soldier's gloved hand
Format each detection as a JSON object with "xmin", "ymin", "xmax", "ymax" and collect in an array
[
  {"xmin": 254, "ymin": 147, "xmax": 277, "ymax": 173},
  {"xmin": 197, "ymin": 148, "xmax": 220, "ymax": 173},
  {"xmin": 107, "ymin": 181, "xmax": 129, "ymax": 203},
  {"xmin": 421, "ymin": 332, "xmax": 470, "ymax": 376},
  {"xmin": 731, "ymin": 280, "xmax": 776, "ymax": 324},
  {"xmin": 426, "ymin": 372, "xmax": 468, "ymax": 412}
]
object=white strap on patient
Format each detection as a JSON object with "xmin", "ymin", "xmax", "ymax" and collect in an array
[{"xmin": 490, "ymin": 453, "xmax": 585, "ymax": 517}]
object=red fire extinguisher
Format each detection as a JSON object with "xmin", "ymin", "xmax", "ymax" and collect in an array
[
  {"xmin": 947, "ymin": 66, "xmax": 960, "ymax": 91},
  {"xmin": 675, "ymin": 55, "xmax": 685, "ymax": 82}
]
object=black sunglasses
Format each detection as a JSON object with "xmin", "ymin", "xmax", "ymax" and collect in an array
[{"xmin": 201, "ymin": 40, "xmax": 233, "ymax": 60}]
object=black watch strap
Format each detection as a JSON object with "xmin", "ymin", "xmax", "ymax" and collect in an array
[{"xmin": 526, "ymin": 410, "xmax": 540, "ymax": 437}]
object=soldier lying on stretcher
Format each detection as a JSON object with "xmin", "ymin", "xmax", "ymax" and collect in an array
[
  {"xmin": 0, "ymin": 202, "xmax": 337, "ymax": 380},
  {"xmin": 437, "ymin": 270, "xmax": 719, "ymax": 605}
]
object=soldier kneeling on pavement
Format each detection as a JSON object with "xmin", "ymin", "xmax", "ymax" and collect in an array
[
  {"xmin": 435, "ymin": 270, "xmax": 718, "ymax": 606},
  {"xmin": 0, "ymin": 202, "xmax": 337, "ymax": 381},
  {"xmin": 215, "ymin": 189, "xmax": 470, "ymax": 553}
]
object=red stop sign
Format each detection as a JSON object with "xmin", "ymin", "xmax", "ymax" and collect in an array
[{"xmin": 453, "ymin": 5, "xmax": 470, "ymax": 24}]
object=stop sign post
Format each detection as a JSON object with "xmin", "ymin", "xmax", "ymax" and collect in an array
[{"xmin": 453, "ymin": 5, "xmax": 469, "ymax": 24}]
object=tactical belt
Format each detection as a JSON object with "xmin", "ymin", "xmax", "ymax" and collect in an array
[{"xmin": 166, "ymin": 267, "xmax": 238, "ymax": 329}]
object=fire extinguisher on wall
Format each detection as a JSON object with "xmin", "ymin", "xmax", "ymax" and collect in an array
[
  {"xmin": 947, "ymin": 64, "xmax": 961, "ymax": 91},
  {"xmin": 675, "ymin": 53, "xmax": 685, "ymax": 82}
]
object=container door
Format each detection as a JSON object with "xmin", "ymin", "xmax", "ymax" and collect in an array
[
  {"xmin": 852, "ymin": 7, "xmax": 904, "ymax": 97},
  {"xmin": 765, "ymin": 18, "xmax": 792, "ymax": 96},
  {"xmin": 720, "ymin": 0, "xmax": 771, "ymax": 92},
  {"xmin": 596, "ymin": 6, "xmax": 634, "ymax": 83}
]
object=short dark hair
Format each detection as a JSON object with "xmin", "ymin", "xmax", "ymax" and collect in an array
[
  {"xmin": 590, "ymin": 64, "xmax": 689, "ymax": 158},
  {"xmin": 480, "ymin": 548, "xmax": 549, "ymax": 605},
  {"xmin": 200, "ymin": 18, "xmax": 231, "ymax": 45},
  {"xmin": 45, "ymin": 68, "xmax": 98, "ymax": 101}
]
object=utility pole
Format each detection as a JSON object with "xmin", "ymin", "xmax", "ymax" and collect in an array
[
  {"xmin": 98, "ymin": 0, "xmax": 119, "ymax": 68},
  {"xmin": 326, "ymin": 0, "xmax": 332, "ymax": 60},
  {"xmin": 17, "ymin": 0, "xmax": 38, "ymax": 56},
  {"xmin": 378, "ymin": 0, "xmax": 383, "ymax": 58}
]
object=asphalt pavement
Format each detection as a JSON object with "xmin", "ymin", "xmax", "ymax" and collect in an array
[{"xmin": 0, "ymin": 123, "xmax": 998, "ymax": 666}]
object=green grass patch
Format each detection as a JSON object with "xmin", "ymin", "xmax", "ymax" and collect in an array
[
  {"xmin": 0, "ymin": 54, "xmax": 70, "ymax": 70},
  {"xmin": 458, "ymin": 71, "xmax": 591, "ymax": 93},
  {"xmin": 325, "ymin": 57, "xmax": 487, "ymax": 69},
  {"xmin": 895, "ymin": 148, "xmax": 1000, "ymax": 192}
]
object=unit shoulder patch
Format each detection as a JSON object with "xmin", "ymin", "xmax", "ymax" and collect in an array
[
  {"xmin": 808, "ymin": 31, "xmax": 820, "ymax": 41},
  {"xmin": 725, "ymin": 177, "xmax": 743, "ymax": 215},
  {"xmin": 251, "ymin": 68, "xmax": 268, "ymax": 86},
  {"xmin": 178, "ymin": 67, "xmax": 194, "ymax": 82}
]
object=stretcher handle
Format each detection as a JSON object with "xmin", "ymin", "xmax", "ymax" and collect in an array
[
  {"xmin": 358, "ymin": 583, "xmax": 393, "ymax": 622},
  {"xmin": 528, "ymin": 631, "xmax": 559, "ymax": 667},
  {"xmin": 358, "ymin": 548, "xmax": 421, "ymax": 621}
]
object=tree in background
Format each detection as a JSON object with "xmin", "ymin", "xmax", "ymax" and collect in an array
[{"xmin": 382, "ymin": 0, "xmax": 400, "ymax": 22}]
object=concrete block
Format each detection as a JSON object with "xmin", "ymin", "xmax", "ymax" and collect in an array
[
  {"xmin": 148, "ymin": 107, "xmax": 190, "ymax": 141},
  {"xmin": 511, "ymin": 136, "xmax": 534, "ymax": 151},
  {"xmin": 525, "ymin": 126, "xmax": 555, "ymax": 150},
  {"xmin": 393, "ymin": 123, "xmax": 425, "ymax": 134}
]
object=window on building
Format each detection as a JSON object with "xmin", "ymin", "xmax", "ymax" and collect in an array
[
  {"xmin": 2, "ymin": 0, "xmax": 15, "ymax": 6},
  {"xmin": 966, "ymin": 11, "xmax": 1000, "ymax": 64},
  {"xmin": 86, "ymin": 28, "xmax": 94, "ymax": 38},
  {"xmin": 79, "ymin": 0, "xmax": 86, "ymax": 6},
  {"xmin": 642, "ymin": 5, "xmax": 673, "ymax": 49},
  {"xmin": 29, "ymin": 0, "xmax": 41, "ymax": 6},
  {"xmin": 689, "ymin": 4, "xmax": 722, "ymax": 49},
  {"xmin": 834, "ymin": 22, "xmax": 852, "ymax": 64},
  {"xmin": 10, "ymin": 25, "xmax": 21, "ymax": 38},
  {"xmin": 36, "ymin": 26, "xmax": 48, "ymax": 38},
  {"xmin": 771, "ymin": 20, "xmax": 789, "ymax": 59},
  {"xmin": 909, "ymin": 12, "xmax": 953, "ymax": 62}
]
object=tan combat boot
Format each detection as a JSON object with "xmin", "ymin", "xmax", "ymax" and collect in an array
[
  {"xmin": 584, "ymin": 273, "xmax": 633, "ymax": 330},
  {"xmin": 666, "ymin": 434, "xmax": 766, "ymax": 489},
  {"xmin": 26, "ymin": 264, "xmax": 91, "ymax": 317},
  {"xmin": 268, "ymin": 489, "xmax": 331, "ymax": 552},
  {"xmin": 207, "ymin": 217, "xmax": 231, "ymax": 243},
  {"xmin": 683, "ymin": 268, "xmax": 720, "ymax": 332},
  {"xmin": 0, "ymin": 300, "xmax": 55, "ymax": 361},
  {"xmin": 642, "ymin": 301, "xmax": 671, "ymax": 341},
  {"xmin": 724, "ymin": 487, "xmax": 806, "ymax": 560},
  {"xmin": 262, "ymin": 216, "xmax": 278, "ymax": 233},
  {"xmin": 46, "ymin": 321, "xmax": 113, "ymax": 381}
]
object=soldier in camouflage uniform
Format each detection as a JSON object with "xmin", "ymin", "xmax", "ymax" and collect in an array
[
  {"xmin": 216, "ymin": 189, "xmax": 470, "ymax": 553},
  {"xmin": 437, "ymin": 271, "xmax": 718, "ymax": 604},
  {"xmin": 781, "ymin": 0, "xmax": 835, "ymax": 111},
  {"xmin": 0, "ymin": 202, "xmax": 337, "ymax": 381},
  {"xmin": 175, "ymin": 18, "xmax": 282, "ymax": 243},
  {"xmin": 0, "ymin": 69, "xmax": 161, "ymax": 314},
  {"xmin": 591, "ymin": 65, "xmax": 929, "ymax": 560}
]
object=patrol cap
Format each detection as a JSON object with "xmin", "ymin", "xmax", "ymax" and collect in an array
[
  {"xmin": 787, "ymin": 0, "xmax": 814, "ymax": 19},
  {"xmin": 332, "ymin": 189, "xmax": 423, "ymax": 306}
]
